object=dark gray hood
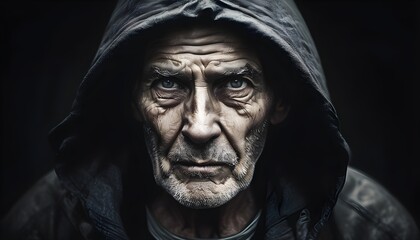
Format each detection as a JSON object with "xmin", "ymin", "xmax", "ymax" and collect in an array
[{"xmin": 49, "ymin": 0, "xmax": 350, "ymax": 239}]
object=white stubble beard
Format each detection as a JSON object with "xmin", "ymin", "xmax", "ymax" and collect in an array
[{"xmin": 143, "ymin": 120, "xmax": 268, "ymax": 209}]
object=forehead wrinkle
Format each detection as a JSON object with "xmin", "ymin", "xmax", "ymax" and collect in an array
[
  {"xmin": 150, "ymin": 45, "xmax": 245, "ymax": 57},
  {"xmin": 145, "ymin": 27, "xmax": 262, "ymax": 83},
  {"xmin": 156, "ymin": 31, "xmax": 241, "ymax": 46},
  {"xmin": 151, "ymin": 30, "xmax": 251, "ymax": 55},
  {"xmin": 158, "ymin": 40, "xmax": 239, "ymax": 47}
]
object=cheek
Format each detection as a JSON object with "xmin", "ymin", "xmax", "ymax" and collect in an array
[
  {"xmin": 158, "ymin": 110, "xmax": 183, "ymax": 145},
  {"xmin": 221, "ymin": 93, "xmax": 271, "ymax": 139},
  {"xmin": 140, "ymin": 96, "xmax": 183, "ymax": 147}
]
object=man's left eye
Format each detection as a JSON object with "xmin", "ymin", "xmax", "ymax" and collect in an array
[{"xmin": 226, "ymin": 79, "xmax": 247, "ymax": 89}]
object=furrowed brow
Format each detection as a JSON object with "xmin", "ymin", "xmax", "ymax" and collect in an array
[
  {"xmin": 223, "ymin": 64, "xmax": 262, "ymax": 79},
  {"xmin": 146, "ymin": 66, "xmax": 183, "ymax": 79}
]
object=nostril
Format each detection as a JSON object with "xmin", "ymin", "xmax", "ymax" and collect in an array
[{"xmin": 182, "ymin": 123, "xmax": 221, "ymax": 144}]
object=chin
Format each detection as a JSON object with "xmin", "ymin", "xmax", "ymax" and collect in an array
[{"xmin": 158, "ymin": 175, "xmax": 249, "ymax": 209}]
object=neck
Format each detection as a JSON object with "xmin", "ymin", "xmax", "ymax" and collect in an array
[{"xmin": 148, "ymin": 187, "xmax": 260, "ymax": 238}]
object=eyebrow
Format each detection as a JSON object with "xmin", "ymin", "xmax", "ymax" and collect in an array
[
  {"xmin": 145, "ymin": 63, "xmax": 263, "ymax": 82},
  {"xmin": 147, "ymin": 66, "xmax": 184, "ymax": 79},
  {"xmin": 222, "ymin": 64, "xmax": 262, "ymax": 80}
]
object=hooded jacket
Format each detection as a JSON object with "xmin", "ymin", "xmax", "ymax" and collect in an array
[{"xmin": 2, "ymin": 0, "xmax": 419, "ymax": 239}]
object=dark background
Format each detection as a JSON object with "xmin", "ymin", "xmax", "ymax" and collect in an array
[{"xmin": 2, "ymin": 0, "xmax": 419, "ymax": 227}]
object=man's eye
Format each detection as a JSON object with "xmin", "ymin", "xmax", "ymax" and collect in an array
[
  {"xmin": 226, "ymin": 79, "xmax": 247, "ymax": 89},
  {"xmin": 157, "ymin": 79, "xmax": 179, "ymax": 89}
]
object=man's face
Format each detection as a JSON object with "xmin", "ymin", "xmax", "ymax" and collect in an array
[{"xmin": 137, "ymin": 25, "xmax": 273, "ymax": 208}]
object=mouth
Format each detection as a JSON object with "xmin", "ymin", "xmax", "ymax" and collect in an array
[
  {"xmin": 174, "ymin": 160, "xmax": 234, "ymax": 167},
  {"xmin": 177, "ymin": 164, "xmax": 224, "ymax": 173},
  {"xmin": 172, "ymin": 161, "xmax": 232, "ymax": 182}
]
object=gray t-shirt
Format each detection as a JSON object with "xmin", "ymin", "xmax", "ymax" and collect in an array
[{"xmin": 146, "ymin": 207, "xmax": 261, "ymax": 240}]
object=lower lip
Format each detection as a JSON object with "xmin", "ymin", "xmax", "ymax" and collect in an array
[
  {"xmin": 175, "ymin": 165, "xmax": 227, "ymax": 179},
  {"xmin": 174, "ymin": 165, "xmax": 230, "ymax": 183}
]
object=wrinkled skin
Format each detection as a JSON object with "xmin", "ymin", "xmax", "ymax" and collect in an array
[{"xmin": 136, "ymin": 25, "xmax": 287, "ymax": 237}]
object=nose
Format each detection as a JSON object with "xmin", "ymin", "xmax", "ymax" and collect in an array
[{"xmin": 182, "ymin": 87, "xmax": 221, "ymax": 144}]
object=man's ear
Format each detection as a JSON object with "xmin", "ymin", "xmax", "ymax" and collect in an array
[{"xmin": 270, "ymin": 100, "xmax": 290, "ymax": 125}]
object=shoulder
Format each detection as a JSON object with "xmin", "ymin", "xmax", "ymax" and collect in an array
[
  {"xmin": 333, "ymin": 167, "xmax": 419, "ymax": 240},
  {"xmin": 1, "ymin": 170, "xmax": 77, "ymax": 240}
]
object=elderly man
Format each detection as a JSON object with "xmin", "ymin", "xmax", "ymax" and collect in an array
[{"xmin": 2, "ymin": 0, "xmax": 419, "ymax": 239}]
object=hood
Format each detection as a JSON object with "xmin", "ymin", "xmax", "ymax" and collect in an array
[{"xmin": 49, "ymin": 0, "xmax": 350, "ymax": 239}]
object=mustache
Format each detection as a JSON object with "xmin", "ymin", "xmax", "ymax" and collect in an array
[{"xmin": 167, "ymin": 142, "xmax": 238, "ymax": 167}]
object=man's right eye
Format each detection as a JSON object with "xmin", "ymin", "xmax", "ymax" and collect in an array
[{"xmin": 155, "ymin": 78, "xmax": 180, "ymax": 89}]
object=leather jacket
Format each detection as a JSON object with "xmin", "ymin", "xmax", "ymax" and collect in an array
[{"xmin": 2, "ymin": 167, "xmax": 418, "ymax": 239}]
